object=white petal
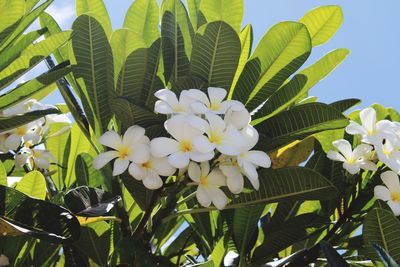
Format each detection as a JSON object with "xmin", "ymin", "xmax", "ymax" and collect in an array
[
  {"xmin": 345, "ymin": 121, "xmax": 366, "ymax": 136},
  {"xmin": 206, "ymin": 113, "xmax": 225, "ymax": 132},
  {"xmin": 129, "ymin": 143, "xmax": 150, "ymax": 164},
  {"xmin": 387, "ymin": 200, "xmax": 400, "ymax": 216},
  {"xmin": 190, "ymin": 151, "xmax": 214, "ymax": 162},
  {"xmin": 243, "ymin": 151, "xmax": 271, "ymax": 168},
  {"xmin": 154, "ymin": 89, "xmax": 179, "ymax": 107},
  {"xmin": 220, "ymin": 165, "xmax": 244, "ymax": 194},
  {"xmin": 241, "ymin": 125, "xmax": 259, "ymax": 149},
  {"xmin": 191, "ymin": 102, "xmax": 209, "ymax": 114},
  {"xmin": 190, "ymin": 116, "xmax": 211, "ymax": 134},
  {"xmin": 333, "ymin": 139, "xmax": 353, "ymax": 159},
  {"xmin": 343, "ymin": 162, "xmax": 360, "ymax": 175},
  {"xmin": 165, "ymin": 115, "xmax": 186, "ymax": 140},
  {"xmin": 5, "ymin": 134, "xmax": 21, "ymax": 150},
  {"xmin": 374, "ymin": 185, "xmax": 391, "ymax": 201},
  {"xmin": 99, "ymin": 131, "xmax": 122, "ymax": 150},
  {"xmin": 155, "ymin": 100, "xmax": 174, "ymax": 114},
  {"xmin": 150, "ymin": 137, "xmax": 180, "ymax": 157},
  {"xmin": 168, "ymin": 151, "xmax": 190, "ymax": 168},
  {"xmin": 360, "ymin": 108, "xmax": 376, "ymax": 133},
  {"xmin": 327, "ymin": 151, "xmax": 346, "ymax": 162},
  {"xmin": 352, "ymin": 144, "xmax": 373, "ymax": 159},
  {"xmin": 123, "ymin": 126, "xmax": 145, "ymax": 146},
  {"xmin": 207, "ymin": 169, "xmax": 226, "ymax": 187},
  {"xmin": 360, "ymin": 161, "xmax": 377, "ymax": 172},
  {"xmin": 129, "ymin": 163, "xmax": 146, "ymax": 180},
  {"xmin": 34, "ymin": 158, "xmax": 50, "ymax": 169},
  {"xmin": 225, "ymin": 109, "xmax": 251, "ymax": 130},
  {"xmin": 152, "ymin": 157, "xmax": 176, "ymax": 176},
  {"xmin": 187, "ymin": 89, "xmax": 210, "ymax": 106},
  {"xmin": 208, "ymin": 87, "xmax": 227, "ymax": 105},
  {"xmin": 208, "ymin": 187, "xmax": 228, "ymax": 210},
  {"xmin": 381, "ymin": 171, "xmax": 400, "ymax": 191},
  {"xmin": 188, "ymin": 161, "xmax": 201, "ymax": 183},
  {"xmin": 15, "ymin": 152, "xmax": 30, "ymax": 167},
  {"xmin": 193, "ymin": 135, "xmax": 215, "ymax": 153},
  {"xmin": 200, "ymin": 161, "xmax": 210, "ymax": 177},
  {"xmin": 113, "ymin": 158, "xmax": 130, "ymax": 176},
  {"xmin": 196, "ymin": 186, "xmax": 212, "ymax": 207},
  {"xmin": 142, "ymin": 171, "xmax": 163, "ymax": 189},
  {"xmin": 242, "ymin": 161, "xmax": 258, "ymax": 181},
  {"xmin": 93, "ymin": 151, "xmax": 119, "ymax": 170}
]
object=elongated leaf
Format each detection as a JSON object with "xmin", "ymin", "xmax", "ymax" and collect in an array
[
  {"xmin": 0, "ymin": 64, "xmax": 70, "ymax": 111},
  {"xmin": 0, "ymin": 184, "xmax": 80, "ymax": 243},
  {"xmin": 190, "ymin": 21, "xmax": 241, "ymax": 89},
  {"xmin": 0, "ymin": 161, "xmax": 6, "ymax": 186},
  {"xmin": 372, "ymin": 243, "xmax": 399, "ymax": 267},
  {"xmin": 269, "ymin": 137, "xmax": 314, "ymax": 169},
  {"xmin": 0, "ymin": 108, "xmax": 59, "ymax": 133},
  {"xmin": 229, "ymin": 24, "xmax": 253, "ymax": 97},
  {"xmin": 161, "ymin": 0, "xmax": 194, "ymax": 83},
  {"xmin": 72, "ymin": 14, "xmax": 114, "ymax": 135},
  {"xmin": 320, "ymin": 241, "xmax": 349, "ymax": 267},
  {"xmin": 15, "ymin": 171, "xmax": 46, "ymax": 200},
  {"xmin": 330, "ymin": 98, "xmax": 361, "ymax": 113},
  {"xmin": 299, "ymin": 6, "xmax": 343, "ymax": 46},
  {"xmin": 233, "ymin": 21, "xmax": 311, "ymax": 111},
  {"xmin": 198, "ymin": 0, "xmax": 243, "ymax": 32},
  {"xmin": 254, "ymin": 103, "xmax": 348, "ymax": 151},
  {"xmin": 64, "ymin": 186, "xmax": 121, "ymax": 217},
  {"xmin": 363, "ymin": 208, "xmax": 400, "ymax": 262},
  {"xmin": 123, "ymin": 0, "xmax": 159, "ymax": 46},
  {"xmin": 187, "ymin": 0, "xmax": 202, "ymax": 29},
  {"xmin": 76, "ymin": 0, "xmax": 112, "ymax": 38},
  {"xmin": 230, "ymin": 167, "xmax": 337, "ymax": 207},
  {"xmin": 121, "ymin": 173, "xmax": 154, "ymax": 211},
  {"xmin": 0, "ymin": 0, "xmax": 24, "ymax": 35},
  {"xmin": 75, "ymin": 153, "xmax": 109, "ymax": 189}
]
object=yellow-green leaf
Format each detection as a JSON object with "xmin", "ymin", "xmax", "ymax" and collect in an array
[
  {"xmin": 76, "ymin": 0, "xmax": 112, "ymax": 38},
  {"xmin": 198, "ymin": 0, "xmax": 243, "ymax": 32},
  {"xmin": 16, "ymin": 171, "xmax": 46, "ymax": 200}
]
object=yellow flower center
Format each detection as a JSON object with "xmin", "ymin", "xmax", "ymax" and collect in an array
[
  {"xmin": 16, "ymin": 127, "xmax": 27, "ymax": 136},
  {"xmin": 118, "ymin": 147, "xmax": 130, "ymax": 159},
  {"xmin": 209, "ymin": 131, "xmax": 223, "ymax": 145},
  {"xmin": 391, "ymin": 192, "xmax": 400, "ymax": 202},
  {"xmin": 209, "ymin": 103, "xmax": 220, "ymax": 111},
  {"xmin": 200, "ymin": 176, "xmax": 208, "ymax": 186},
  {"xmin": 142, "ymin": 161, "xmax": 153, "ymax": 169},
  {"xmin": 383, "ymin": 147, "xmax": 392, "ymax": 156},
  {"xmin": 173, "ymin": 106, "xmax": 184, "ymax": 113},
  {"xmin": 180, "ymin": 140, "xmax": 193, "ymax": 152}
]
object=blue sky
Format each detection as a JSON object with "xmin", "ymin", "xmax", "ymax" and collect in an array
[{"xmin": 44, "ymin": 0, "xmax": 400, "ymax": 110}]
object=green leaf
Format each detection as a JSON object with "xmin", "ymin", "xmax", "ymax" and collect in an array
[
  {"xmin": 254, "ymin": 103, "xmax": 348, "ymax": 151},
  {"xmin": 233, "ymin": 21, "xmax": 311, "ymax": 111},
  {"xmin": 299, "ymin": 5, "xmax": 343, "ymax": 46},
  {"xmin": 363, "ymin": 208, "xmax": 400, "ymax": 262},
  {"xmin": 198, "ymin": 0, "xmax": 244, "ymax": 32},
  {"xmin": 187, "ymin": 0, "xmax": 202, "ymax": 29},
  {"xmin": 123, "ymin": 0, "xmax": 160, "ymax": 46},
  {"xmin": 320, "ymin": 241, "xmax": 350, "ymax": 267},
  {"xmin": 15, "ymin": 171, "xmax": 46, "ymax": 200},
  {"xmin": 0, "ymin": 184, "xmax": 80, "ymax": 243},
  {"xmin": 161, "ymin": 0, "xmax": 194, "ymax": 83},
  {"xmin": 76, "ymin": 0, "xmax": 112, "ymax": 38},
  {"xmin": 329, "ymin": 98, "xmax": 361, "ymax": 113},
  {"xmin": 229, "ymin": 24, "xmax": 253, "ymax": 97},
  {"xmin": 0, "ymin": 108, "xmax": 60, "ymax": 133},
  {"xmin": 230, "ymin": 167, "xmax": 337, "ymax": 207},
  {"xmin": 0, "ymin": 161, "xmax": 7, "ymax": 186},
  {"xmin": 372, "ymin": 243, "xmax": 399, "ymax": 267},
  {"xmin": 0, "ymin": 0, "xmax": 24, "ymax": 35},
  {"xmin": 190, "ymin": 21, "xmax": 241, "ymax": 89},
  {"xmin": 0, "ymin": 64, "xmax": 71, "ymax": 111},
  {"xmin": 75, "ymin": 153, "xmax": 109, "ymax": 189},
  {"xmin": 71, "ymin": 14, "xmax": 114, "ymax": 135},
  {"xmin": 0, "ymin": 30, "xmax": 71, "ymax": 90},
  {"xmin": 211, "ymin": 235, "xmax": 227, "ymax": 267},
  {"xmin": 121, "ymin": 174, "xmax": 154, "ymax": 211}
]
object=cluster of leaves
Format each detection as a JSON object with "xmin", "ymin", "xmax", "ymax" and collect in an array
[{"xmin": 0, "ymin": 0, "xmax": 398, "ymax": 266}]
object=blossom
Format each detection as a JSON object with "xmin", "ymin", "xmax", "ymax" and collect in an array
[
  {"xmin": 93, "ymin": 126, "xmax": 150, "ymax": 176},
  {"xmin": 15, "ymin": 148, "xmax": 55, "ymax": 170},
  {"xmin": 327, "ymin": 139, "xmax": 377, "ymax": 174},
  {"xmin": 188, "ymin": 87, "xmax": 242, "ymax": 114},
  {"xmin": 3, "ymin": 121, "xmax": 41, "ymax": 150},
  {"xmin": 374, "ymin": 171, "xmax": 400, "ymax": 215},
  {"xmin": 224, "ymin": 106, "xmax": 251, "ymax": 130},
  {"xmin": 345, "ymin": 107, "xmax": 395, "ymax": 145},
  {"xmin": 129, "ymin": 156, "xmax": 176, "ymax": 189},
  {"xmin": 191, "ymin": 113, "xmax": 246, "ymax": 156},
  {"xmin": 375, "ymin": 138, "xmax": 400, "ymax": 174},
  {"xmin": 150, "ymin": 115, "xmax": 213, "ymax": 168},
  {"xmin": 188, "ymin": 161, "xmax": 228, "ymax": 210},
  {"xmin": 154, "ymin": 89, "xmax": 196, "ymax": 114}
]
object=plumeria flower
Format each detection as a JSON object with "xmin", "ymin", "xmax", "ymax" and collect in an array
[
  {"xmin": 150, "ymin": 115, "xmax": 213, "ymax": 168},
  {"xmin": 327, "ymin": 139, "xmax": 377, "ymax": 174},
  {"xmin": 224, "ymin": 105, "xmax": 251, "ymax": 130},
  {"xmin": 93, "ymin": 126, "xmax": 150, "ymax": 176},
  {"xmin": 129, "ymin": 156, "xmax": 176, "ymax": 190},
  {"xmin": 374, "ymin": 171, "xmax": 400, "ymax": 216},
  {"xmin": 188, "ymin": 161, "xmax": 228, "ymax": 210},
  {"xmin": 219, "ymin": 157, "xmax": 244, "ymax": 194},
  {"xmin": 15, "ymin": 147, "xmax": 55, "ymax": 170},
  {"xmin": 346, "ymin": 107, "xmax": 395, "ymax": 145},
  {"xmin": 0, "ymin": 99, "xmax": 37, "ymax": 116},
  {"xmin": 3, "ymin": 121, "xmax": 41, "ymax": 150},
  {"xmin": 191, "ymin": 113, "xmax": 246, "ymax": 156},
  {"xmin": 154, "ymin": 89, "xmax": 196, "ymax": 114},
  {"xmin": 375, "ymin": 138, "xmax": 400, "ymax": 173}
]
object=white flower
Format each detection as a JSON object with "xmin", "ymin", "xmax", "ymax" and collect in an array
[
  {"xmin": 327, "ymin": 139, "xmax": 377, "ymax": 174},
  {"xmin": 188, "ymin": 87, "xmax": 242, "ymax": 114},
  {"xmin": 0, "ymin": 254, "xmax": 9, "ymax": 267},
  {"xmin": 129, "ymin": 156, "xmax": 176, "ymax": 190},
  {"xmin": 150, "ymin": 115, "xmax": 213, "ymax": 168},
  {"xmin": 0, "ymin": 99, "xmax": 37, "ymax": 116},
  {"xmin": 191, "ymin": 113, "xmax": 246, "ymax": 156},
  {"xmin": 15, "ymin": 148, "xmax": 55, "ymax": 170},
  {"xmin": 219, "ymin": 157, "xmax": 245, "ymax": 194},
  {"xmin": 224, "ymin": 105, "xmax": 251, "ymax": 130},
  {"xmin": 374, "ymin": 171, "xmax": 400, "ymax": 216},
  {"xmin": 2, "ymin": 121, "xmax": 41, "ymax": 150},
  {"xmin": 93, "ymin": 126, "xmax": 150, "ymax": 176},
  {"xmin": 375, "ymin": 138, "xmax": 400, "ymax": 174},
  {"xmin": 154, "ymin": 89, "xmax": 196, "ymax": 114},
  {"xmin": 345, "ymin": 107, "xmax": 395, "ymax": 145},
  {"xmin": 188, "ymin": 161, "xmax": 228, "ymax": 210}
]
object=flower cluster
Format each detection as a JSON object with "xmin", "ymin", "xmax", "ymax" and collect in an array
[
  {"xmin": 94, "ymin": 87, "xmax": 271, "ymax": 209},
  {"xmin": 327, "ymin": 107, "xmax": 400, "ymax": 215},
  {"xmin": 0, "ymin": 100, "xmax": 70, "ymax": 170}
]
